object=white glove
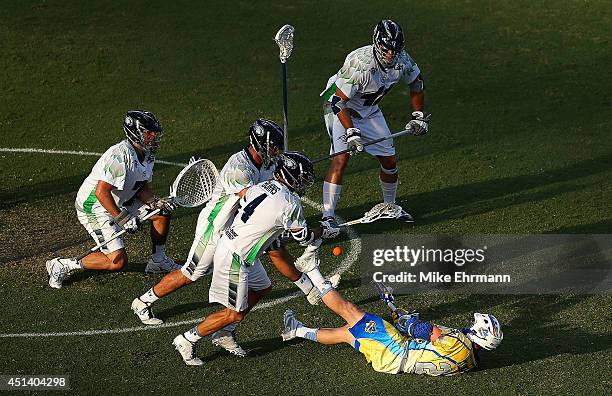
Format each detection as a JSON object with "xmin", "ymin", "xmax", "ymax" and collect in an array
[
  {"xmin": 113, "ymin": 209, "xmax": 143, "ymax": 234},
  {"xmin": 345, "ymin": 127, "xmax": 364, "ymax": 154},
  {"xmin": 406, "ymin": 111, "xmax": 431, "ymax": 136},
  {"xmin": 320, "ymin": 219, "xmax": 341, "ymax": 239},
  {"xmin": 294, "ymin": 239, "xmax": 322, "ymax": 272},
  {"xmin": 149, "ymin": 196, "xmax": 177, "ymax": 215}
]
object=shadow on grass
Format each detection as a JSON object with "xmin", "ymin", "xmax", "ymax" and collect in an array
[{"xmin": 338, "ymin": 152, "xmax": 612, "ymax": 230}]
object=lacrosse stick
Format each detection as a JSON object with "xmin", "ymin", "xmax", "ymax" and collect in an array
[
  {"xmin": 337, "ymin": 203, "xmax": 403, "ymax": 227},
  {"xmin": 313, "ymin": 127, "xmax": 415, "ymax": 164},
  {"xmin": 274, "ymin": 24, "xmax": 295, "ymax": 150},
  {"xmin": 371, "ymin": 281, "xmax": 399, "ymax": 312},
  {"xmin": 75, "ymin": 158, "xmax": 219, "ymax": 261}
]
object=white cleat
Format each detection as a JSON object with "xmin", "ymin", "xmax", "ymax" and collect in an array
[
  {"xmin": 45, "ymin": 258, "xmax": 76, "ymax": 289},
  {"xmin": 131, "ymin": 298, "xmax": 163, "ymax": 325},
  {"xmin": 211, "ymin": 330, "xmax": 247, "ymax": 357},
  {"xmin": 306, "ymin": 274, "xmax": 342, "ymax": 305},
  {"xmin": 172, "ymin": 335, "xmax": 204, "ymax": 366},
  {"xmin": 281, "ymin": 309, "xmax": 304, "ymax": 342},
  {"xmin": 145, "ymin": 255, "xmax": 181, "ymax": 274}
]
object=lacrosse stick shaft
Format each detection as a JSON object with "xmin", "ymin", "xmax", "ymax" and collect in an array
[
  {"xmin": 313, "ymin": 127, "xmax": 415, "ymax": 164},
  {"xmin": 74, "ymin": 208, "xmax": 161, "ymax": 261},
  {"xmin": 281, "ymin": 62, "xmax": 289, "ymax": 150}
]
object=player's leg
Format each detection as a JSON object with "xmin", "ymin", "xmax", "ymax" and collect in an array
[
  {"xmin": 377, "ymin": 154, "xmax": 399, "ymax": 203},
  {"xmin": 322, "ymin": 111, "xmax": 351, "ymax": 220},
  {"xmin": 210, "ymin": 260, "xmax": 271, "ymax": 357},
  {"xmin": 282, "ymin": 310, "xmax": 356, "ymax": 347},
  {"xmin": 47, "ymin": 210, "xmax": 128, "ymax": 288},
  {"xmin": 146, "ymin": 209, "xmax": 180, "ymax": 273}
]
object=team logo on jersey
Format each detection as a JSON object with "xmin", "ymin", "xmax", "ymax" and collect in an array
[
  {"xmin": 365, "ymin": 320, "xmax": 377, "ymax": 334},
  {"xmin": 284, "ymin": 156, "xmax": 297, "ymax": 169}
]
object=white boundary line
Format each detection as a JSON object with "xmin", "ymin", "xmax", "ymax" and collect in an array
[{"xmin": 0, "ymin": 148, "xmax": 361, "ymax": 338}]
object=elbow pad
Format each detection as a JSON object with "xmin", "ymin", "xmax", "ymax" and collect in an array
[{"xmin": 409, "ymin": 74, "xmax": 425, "ymax": 92}]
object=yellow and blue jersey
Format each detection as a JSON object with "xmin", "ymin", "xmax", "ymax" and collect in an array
[
  {"xmin": 349, "ymin": 313, "xmax": 477, "ymax": 376},
  {"xmin": 404, "ymin": 326, "xmax": 477, "ymax": 376},
  {"xmin": 348, "ymin": 313, "xmax": 409, "ymax": 374}
]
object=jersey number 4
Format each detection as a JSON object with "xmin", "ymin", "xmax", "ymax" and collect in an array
[
  {"xmin": 361, "ymin": 84, "xmax": 396, "ymax": 106},
  {"xmin": 241, "ymin": 193, "xmax": 267, "ymax": 223}
]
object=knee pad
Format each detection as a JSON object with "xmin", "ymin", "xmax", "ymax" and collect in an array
[{"xmin": 380, "ymin": 166, "xmax": 398, "ymax": 175}]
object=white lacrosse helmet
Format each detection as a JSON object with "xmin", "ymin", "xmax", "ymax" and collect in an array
[{"xmin": 466, "ymin": 313, "xmax": 503, "ymax": 350}]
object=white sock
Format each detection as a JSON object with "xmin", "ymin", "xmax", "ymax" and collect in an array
[
  {"xmin": 65, "ymin": 259, "xmax": 83, "ymax": 271},
  {"xmin": 306, "ymin": 268, "xmax": 332, "ymax": 297},
  {"xmin": 322, "ymin": 181, "xmax": 342, "ymax": 218},
  {"xmin": 296, "ymin": 326, "xmax": 318, "ymax": 342},
  {"xmin": 139, "ymin": 287, "xmax": 159, "ymax": 304},
  {"xmin": 380, "ymin": 179, "xmax": 398, "ymax": 204},
  {"xmin": 294, "ymin": 273, "xmax": 314, "ymax": 295},
  {"xmin": 184, "ymin": 326, "xmax": 203, "ymax": 343},
  {"xmin": 152, "ymin": 244, "xmax": 166, "ymax": 261}
]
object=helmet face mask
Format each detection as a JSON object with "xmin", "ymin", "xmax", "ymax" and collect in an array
[
  {"xmin": 274, "ymin": 152, "xmax": 315, "ymax": 196},
  {"xmin": 249, "ymin": 118, "xmax": 285, "ymax": 169},
  {"xmin": 123, "ymin": 110, "xmax": 163, "ymax": 154},
  {"xmin": 466, "ymin": 312, "xmax": 503, "ymax": 351},
  {"xmin": 373, "ymin": 19, "xmax": 405, "ymax": 69}
]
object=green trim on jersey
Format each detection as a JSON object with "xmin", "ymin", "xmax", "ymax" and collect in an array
[
  {"xmin": 245, "ymin": 229, "xmax": 277, "ymax": 265},
  {"xmin": 83, "ymin": 188, "xmax": 98, "ymax": 214},
  {"xmin": 194, "ymin": 195, "xmax": 230, "ymax": 259},
  {"xmin": 321, "ymin": 83, "xmax": 338, "ymax": 102}
]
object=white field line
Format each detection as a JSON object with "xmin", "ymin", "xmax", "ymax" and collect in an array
[{"xmin": 0, "ymin": 147, "xmax": 361, "ymax": 338}]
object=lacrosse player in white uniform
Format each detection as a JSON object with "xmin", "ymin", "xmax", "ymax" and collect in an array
[
  {"xmin": 172, "ymin": 152, "xmax": 341, "ymax": 366},
  {"xmin": 320, "ymin": 19, "xmax": 431, "ymax": 226},
  {"xmin": 132, "ymin": 120, "xmax": 333, "ymax": 357},
  {"xmin": 45, "ymin": 110, "xmax": 179, "ymax": 289}
]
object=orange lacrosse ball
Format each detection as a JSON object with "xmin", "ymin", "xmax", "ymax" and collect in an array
[{"xmin": 332, "ymin": 246, "xmax": 343, "ymax": 257}]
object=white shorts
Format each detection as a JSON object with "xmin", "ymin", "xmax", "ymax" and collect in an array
[
  {"xmin": 324, "ymin": 108, "xmax": 395, "ymax": 157},
  {"xmin": 75, "ymin": 200, "xmax": 148, "ymax": 254},
  {"xmin": 181, "ymin": 195, "xmax": 239, "ymax": 282},
  {"xmin": 208, "ymin": 238, "xmax": 271, "ymax": 312}
]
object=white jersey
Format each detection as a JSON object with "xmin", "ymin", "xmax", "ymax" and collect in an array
[
  {"xmin": 198, "ymin": 148, "xmax": 276, "ymax": 234},
  {"xmin": 222, "ymin": 180, "xmax": 307, "ymax": 265},
  {"xmin": 321, "ymin": 45, "xmax": 421, "ymax": 118},
  {"xmin": 75, "ymin": 140, "xmax": 154, "ymax": 214}
]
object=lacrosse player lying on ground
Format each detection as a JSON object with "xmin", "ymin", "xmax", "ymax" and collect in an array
[
  {"xmin": 282, "ymin": 279, "xmax": 503, "ymax": 375},
  {"xmin": 320, "ymin": 19, "xmax": 430, "ymax": 226},
  {"xmin": 46, "ymin": 110, "xmax": 179, "ymax": 289},
  {"xmin": 172, "ymin": 152, "xmax": 341, "ymax": 365},
  {"xmin": 133, "ymin": 120, "xmax": 336, "ymax": 357}
]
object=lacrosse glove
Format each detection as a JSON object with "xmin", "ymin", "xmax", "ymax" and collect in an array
[
  {"xmin": 149, "ymin": 196, "xmax": 177, "ymax": 216},
  {"xmin": 406, "ymin": 111, "xmax": 431, "ymax": 136},
  {"xmin": 345, "ymin": 128, "xmax": 364, "ymax": 154},
  {"xmin": 392, "ymin": 308, "xmax": 421, "ymax": 334},
  {"xmin": 320, "ymin": 219, "xmax": 341, "ymax": 239},
  {"xmin": 113, "ymin": 208, "xmax": 143, "ymax": 234}
]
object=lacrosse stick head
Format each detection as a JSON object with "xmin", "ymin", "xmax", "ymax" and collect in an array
[
  {"xmin": 274, "ymin": 24, "xmax": 295, "ymax": 63},
  {"xmin": 169, "ymin": 158, "xmax": 219, "ymax": 208},
  {"xmin": 361, "ymin": 202, "xmax": 403, "ymax": 223}
]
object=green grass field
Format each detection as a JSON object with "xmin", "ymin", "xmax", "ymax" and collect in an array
[{"xmin": 1, "ymin": 0, "xmax": 611, "ymax": 394}]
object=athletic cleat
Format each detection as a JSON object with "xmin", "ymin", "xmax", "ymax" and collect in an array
[
  {"xmin": 321, "ymin": 216, "xmax": 339, "ymax": 228},
  {"xmin": 281, "ymin": 309, "xmax": 304, "ymax": 341},
  {"xmin": 46, "ymin": 258, "xmax": 76, "ymax": 289},
  {"xmin": 131, "ymin": 297, "xmax": 163, "ymax": 325},
  {"xmin": 306, "ymin": 274, "xmax": 342, "ymax": 305},
  {"xmin": 384, "ymin": 203, "xmax": 414, "ymax": 223},
  {"xmin": 172, "ymin": 335, "xmax": 204, "ymax": 366},
  {"xmin": 397, "ymin": 209, "xmax": 414, "ymax": 223},
  {"xmin": 145, "ymin": 255, "xmax": 181, "ymax": 274},
  {"xmin": 211, "ymin": 330, "xmax": 247, "ymax": 357}
]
